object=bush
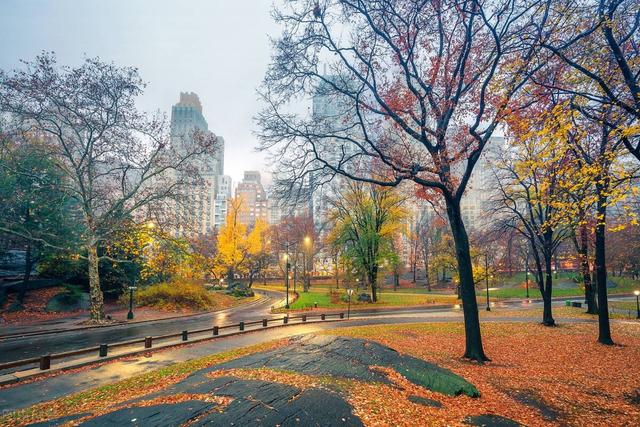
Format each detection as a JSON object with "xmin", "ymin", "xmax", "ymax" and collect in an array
[
  {"xmin": 227, "ymin": 287, "xmax": 254, "ymax": 298},
  {"xmin": 135, "ymin": 280, "xmax": 218, "ymax": 311}
]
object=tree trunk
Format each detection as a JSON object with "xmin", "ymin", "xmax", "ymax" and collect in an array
[
  {"xmin": 18, "ymin": 241, "xmax": 33, "ymax": 306},
  {"xmin": 595, "ymin": 191, "xmax": 613, "ymax": 345},
  {"xmin": 541, "ymin": 255, "xmax": 556, "ymax": 326},
  {"xmin": 445, "ymin": 198, "xmax": 488, "ymax": 362},
  {"xmin": 577, "ymin": 224, "xmax": 597, "ymax": 314},
  {"xmin": 369, "ymin": 266, "xmax": 378, "ymax": 302},
  {"xmin": 423, "ymin": 244, "xmax": 431, "ymax": 291},
  {"xmin": 88, "ymin": 244, "xmax": 104, "ymax": 321}
]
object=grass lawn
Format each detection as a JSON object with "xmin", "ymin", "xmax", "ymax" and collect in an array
[
  {"xmin": 610, "ymin": 300, "xmax": 639, "ymax": 311},
  {"xmin": 285, "ymin": 289, "xmax": 459, "ymax": 310}
]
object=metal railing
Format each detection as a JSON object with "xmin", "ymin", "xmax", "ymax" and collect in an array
[{"xmin": 0, "ymin": 312, "xmax": 345, "ymax": 374}]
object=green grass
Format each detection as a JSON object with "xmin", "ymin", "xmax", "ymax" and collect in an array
[
  {"xmin": 290, "ymin": 291, "xmax": 333, "ymax": 309},
  {"xmin": 609, "ymin": 277, "xmax": 640, "ymax": 293},
  {"xmin": 287, "ymin": 289, "xmax": 458, "ymax": 310},
  {"xmin": 486, "ymin": 286, "xmax": 585, "ymax": 299},
  {"xmin": 610, "ymin": 300, "xmax": 639, "ymax": 311}
]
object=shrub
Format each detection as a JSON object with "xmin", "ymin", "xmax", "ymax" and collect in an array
[
  {"xmin": 227, "ymin": 287, "xmax": 254, "ymax": 298},
  {"xmin": 135, "ymin": 280, "xmax": 217, "ymax": 311}
]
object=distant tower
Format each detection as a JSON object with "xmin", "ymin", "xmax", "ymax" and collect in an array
[
  {"xmin": 235, "ymin": 171, "xmax": 268, "ymax": 228},
  {"xmin": 170, "ymin": 92, "xmax": 225, "ymax": 235}
]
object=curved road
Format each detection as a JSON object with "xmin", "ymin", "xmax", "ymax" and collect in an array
[
  {"xmin": 0, "ymin": 289, "xmax": 286, "ymax": 364},
  {"xmin": 1, "ymin": 292, "xmax": 635, "ymax": 365}
]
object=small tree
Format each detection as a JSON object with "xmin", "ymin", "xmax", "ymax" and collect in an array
[
  {"xmin": 491, "ymin": 104, "xmax": 572, "ymax": 326},
  {"xmin": 216, "ymin": 198, "xmax": 249, "ymax": 283},
  {"xmin": 245, "ymin": 218, "xmax": 271, "ymax": 287},
  {"xmin": 326, "ymin": 182, "xmax": 406, "ymax": 302}
]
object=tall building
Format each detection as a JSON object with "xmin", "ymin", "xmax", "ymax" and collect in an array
[
  {"xmin": 308, "ymin": 75, "xmax": 363, "ymax": 229},
  {"xmin": 235, "ymin": 171, "xmax": 268, "ymax": 228},
  {"xmin": 170, "ymin": 92, "xmax": 225, "ymax": 235},
  {"xmin": 214, "ymin": 175, "xmax": 232, "ymax": 228},
  {"xmin": 460, "ymin": 135, "xmax": 505, "ymax": 231}
]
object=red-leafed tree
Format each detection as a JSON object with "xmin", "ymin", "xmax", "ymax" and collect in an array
[{"xmin": 258, "ymin": 0, "xmax": 552, "ymax": 361}]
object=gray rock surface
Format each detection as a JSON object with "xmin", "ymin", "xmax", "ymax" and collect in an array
[{"xmin": 34, "ymin": 335, "xmax": 479, "ymax": 426}]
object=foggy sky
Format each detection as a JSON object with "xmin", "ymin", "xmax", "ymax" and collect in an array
[{"xmin": 0, "ymin": 0, "xmax": 283, "ymax": 183}]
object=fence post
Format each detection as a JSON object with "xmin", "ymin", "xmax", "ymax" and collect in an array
[
  {"xmin": 239, "ymin": 321, "xmax": 245, "ymax": 331},
  {"xmin": 213, "ymin": 326, "xmax": 219, "ymax": 336},
  {"xmin": 262, "ymin": 319, "xmax": 267, "ymax": 327},
  {"xmin": 302, "ymin": 315, "xmax": 307, "ymax": 322},
  {"xmin": 283, "ymin": 316, "xmax": 288, "ymax": 324},
  {"xmin": 145, "ymin": 337, "xmax": 152, "ymax": 349},
  {"xmin": 182, "ymin": 330, "xmax": 188, "ymax": 341},
  {"xmin": 99, "ymin": 344, "xmax": 108, "ymax": 357},
  {"xmin": 340, "ymin": 312, "xmax": 344, "ymax": 319},
  {"xmin": 39, "ymin": 355, "xmax": 51, "ymax": 370},
  {"xmin": 321, "ymin": 314, "xmax": 326, "ymax": 320}
]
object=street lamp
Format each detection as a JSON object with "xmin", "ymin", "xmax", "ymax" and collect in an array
[
  {"xmin": 127, "ymin": 284, "xmax": 138, "ymax": 320},
  {"xmin": 635, "ymin": 290, "xmax": 640, "ymax": 319},
  {"xmin": 525, "ymin": 270, "xmax": 530, "ymax": 299},
  {"xmin": 303, "ymin": 236, "xmax": 312, "ymax": 291},
  {"xmin": 355, "ymin": 277, "xmax": 359, "ymax": 290},
  {"xmin": 347, "ymin": 288, "xmax": 354, "ymax": 319},
  {"xmin": 284, "ymin": 242, "xmax": 290, "ymax": 309}
]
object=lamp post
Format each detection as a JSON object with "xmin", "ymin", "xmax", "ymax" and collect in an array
[
  {"xmin": 525, "ymin": 271, "xmax": 530, "ymax": 299},
  {"xmin": 127, "ymin": 284, "xmax": 137, "ymax": 320},
  {"xmin": 355, "ymin": 277, "xmax": 359, "ymax": 290},
  {"xmin": 635, "ymin": 290, "xmax": 640, "ymax": 319},
  {"xmin": 485, "ymin": 254, "xmax": 491, "ymax": 311},
  {"xmin": 284, "ymin": 242, "xmax": 290, "ymax": 309},
  {"xmin": 347, "ymin": 288, "xmax": 354, "ymax": 319},
  {"xmin": 303, "ymin": 236, "xmax": 312, "ymax": 291}
]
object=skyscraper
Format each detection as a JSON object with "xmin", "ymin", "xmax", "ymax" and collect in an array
[
  {"xmin": 235, "ymin": 171, "xmax": 268, "ymax": 228},
  {"xmin": 214, "ymin": 175, "xmax": 233, "ymax": 228},
  {"xmin": 170, "ymin": 92, "xmax": 225, "ymax": 235}
]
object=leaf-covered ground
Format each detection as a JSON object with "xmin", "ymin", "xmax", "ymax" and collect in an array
[
  {"xmin": 324, "ymin": 320, "xmax": 640, "ymax": 426},
  {"xmin": 2, "ymin": 315, "xmax": 639, "ymax": 426}
]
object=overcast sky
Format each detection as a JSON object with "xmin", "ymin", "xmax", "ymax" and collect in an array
[{"xmin": 0, "ymin": 0, "xmax": 284, "ymax": 183}]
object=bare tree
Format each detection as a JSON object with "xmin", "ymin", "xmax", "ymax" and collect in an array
[
  {"xmin": 258, "ymin": 0, "xmax": 550, "ymax": 361},
  {"xmin": 0, "ymin": 54, "xmax": 217, "ymax": 321}
]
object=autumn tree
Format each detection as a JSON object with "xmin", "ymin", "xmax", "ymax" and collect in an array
[
  {"xmin": 244, "ymin": 218, "xmax": 271, "ymax": 287},
  {"xmin": 540, "ymin": 0, "xmax": 640, "ymax": 161},
  {"xmin": 216, "ymin": 198, "xmax": 250, "ymax": 283},
  {"xmin": 258, "ymin": 0, "xmax": 552, "ymax": 361},
  {"xmin": 0, "ymin": 54, "xmax": 218, "ymax": 321},
  {"xmin": 491, "ymin": 105, "xmax": 573, "ymax": 326},
  {"xmin": 551, "ymin": 101, "xmax": 637, "ymax": 344},
  {"xmin": 326, "ymin": 182, "xmax": 406, "ymax": 302},
  {"xmin": 270, "ymin": 214, "xmax": 318, "ymax": 292}
]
